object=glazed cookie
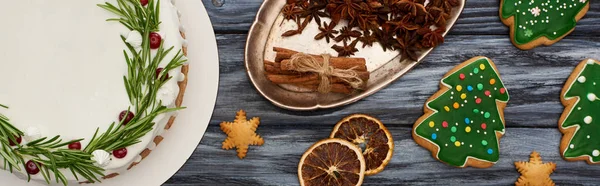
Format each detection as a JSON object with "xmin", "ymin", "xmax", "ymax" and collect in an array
[
  {"xmin": 413, "ymin": 56, "xmax": 509, "ymax": 168},
  {"xmin": 500, "ymin": 0, "xmax": 589, "ymax": 50},
  {"xmin": 559, "ymin": 59, "xmax": 600, "ymax": 164}
]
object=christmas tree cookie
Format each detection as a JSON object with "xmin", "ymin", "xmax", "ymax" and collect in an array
[
  {"xmin": 559, "ymin": 59, "xmax": 600, "ymax": 164},
  {"xmin": 412, "ymin": 56, "xmax": 510, "ymax": 168},
  {"xmin": 500, "ymin": 0, "xmax": 590, "ymax": 50}
]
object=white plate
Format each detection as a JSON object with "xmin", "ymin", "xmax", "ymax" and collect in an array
[{"xmin": 0, "ymin": 0, "xmax": 219, "ymax": 185}]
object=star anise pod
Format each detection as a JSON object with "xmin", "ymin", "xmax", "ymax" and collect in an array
[
  {"xmin": 417, "ymin": 27, "xmax": 445, "ymax": 48},
  {"xmin": 332, "ymin": 39, "xmax": 359, "ymax": 57},
  {"xmin": 315, "ymin": 22, "xmax": 339, "ymax": 43},
  {"xmin": 358, "ymin": 29, "xmax": 377, "ymax": 48},
  {"xmin": 334, "ymin": 26, "xmax": 362, "ymax": 42},
  {"xmin": 426, "ymin": 6, "xmax": 450, "ymax": 27},
  {"xmin": 395, "ymin": 0, "xmax": 427, "ymax": 17},
  {"xmin": 428, "ymin": 0, "xmax": 460, "ymax": 13},
  {"xmin": 350, "ymin": 13, "xmax": 378, "ymax": 31},
  {"xmin": 387, "ymin": 15, "xmax": 420, "ymax": 34},
  {"xmin": 395, "ymin": 31, "xmax": 420, "ymax": 61},
  {"xmin": 300, "ymin": 2, "xmax": 329, "ymax": 27},
  {"xmin": 281, "ymin": 4, "xmax": 302, "ymax": 20},
  {"xmin": 331, "ymin": 0, "xmax": 364, "ymax": 23},
  {"xmin": 374, "ymin": 23, "xmax": 397, "ymax": 51}
]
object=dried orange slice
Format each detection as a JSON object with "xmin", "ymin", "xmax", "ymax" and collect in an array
[
  {"xmin": 330, "ymin": 114, "xmax": 393, "ymax": 175},
  {"xmin": 298, "ymin": 138, "xmax": 366, "ymax": 186}
]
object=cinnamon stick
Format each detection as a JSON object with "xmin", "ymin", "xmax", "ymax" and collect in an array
[
  {"xmin": 264, "ymin": 60, "xmax": 302, "ymax": 75},
  {"xmin": 266, "ymin": 74, "xmax": 319, "ymax": 84},
  {"xmin": 280, "ymin": 58, "xmax": 367, "ymax": 71}
]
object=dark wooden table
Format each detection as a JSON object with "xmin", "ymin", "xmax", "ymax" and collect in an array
[{"xmin": 164, "ymin": 1, "xmax": 600, "ymax": 185}]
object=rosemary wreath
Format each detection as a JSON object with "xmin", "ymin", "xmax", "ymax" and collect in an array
[{"xmin": 0, "ymin": 0, "xmax": 186, "ymax": 185}]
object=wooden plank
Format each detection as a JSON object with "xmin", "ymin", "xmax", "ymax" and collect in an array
[
  {"xmin": 209, "ymin": 34, "xmax": 600, "ymax": 128},
  {"xmin": 202, "ymin": 0, "xmax": 600, "ymax": 36},
  {"xmin": 165, "ymin": 126, "xmax": 600, "ymax": 185}
]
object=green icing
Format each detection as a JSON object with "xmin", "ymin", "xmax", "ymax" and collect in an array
[
  {"xmin": 501, "ymin": 0, "xmax": 588, "ymax": 45},
  {"xmin": 561, "ymin": 59, "xmax": 600, "ymax": 162},
  {"xmin": 415, "ymin": 58, "xmax": 510, "ymax": 167}
]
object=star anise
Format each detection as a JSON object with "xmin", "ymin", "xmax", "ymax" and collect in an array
[
  {"xmin": 395, "ymin": 0, "xmax": 427, "ymax": 17},
  {"xmin": 281, "ymin": 4, "xmax": 301, "ymax": 20},
  {"xmin": 387, "ymin": 15, "xmax": 420, "ymax": 34},
  {"xmin": 332, "ymin": 39, "xmax": 359, "ymax": 57},
  {"xmin": 395, "ymin": 31, "xmax": 420, "ymax": 61},
  {"xmin": 299, "ymin": 3, "xmax": 329, "ymax": 27},
  {"xmin": 417, "ymin": 27, "xmax": 445, "ymax": 48},
  {"xmin": 428, "ymin": 0, "xmax": 460, "ymax": 13},
  {"xmin": 426, "ymin": 6, "xmax": 450, "ymax": 27},
  {"xmin": 315, "ymin": 22, "xmax": 339, "ymax": 43},
  {"xmin": 330, "ymin": 0, "xmax": 364, "ymax": 23},
  {"xmin": 334, "ymin": 26, "xmax": 362, "ymax": 42},
  {"xmin": 374, "ymin": 23, "xmax": 397, "ymax": 51},
  {"xmin": 358, "ymin": 29, "xmax": 377, "ymax": 48},
  {"xmin": 350, "ymin": 13, "xmax": 378, "ymax": 31}
]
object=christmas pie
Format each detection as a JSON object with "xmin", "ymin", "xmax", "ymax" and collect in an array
[{"xmin": 0, "ymin": 0, "xmax": 188, "ymax": 185}]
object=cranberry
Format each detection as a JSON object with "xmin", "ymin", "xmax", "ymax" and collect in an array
[
  {"xmin": 140, "ymin": 0, "xmax": 148, "ymax": 6},
  {"xmin": 113, "ymin": 148, "xmax": 128, "ymax": 159},
  {"xmin": 68, "ymin": 142, "xmax": 82, "ymax": 150},
  {"xmin": 119, "ymin": 111, "xmax": 135, "ymax": 125},
  {"xmin": 149, "ymin": 32, "xmax": 162, "ymax": 49},
  {"xmin": 155, "ymin": 68, "xmax": 170, "ymax": 81},
  {"xmin": 25, "ymin": 161, "xmax": 40, "ymax": 175},
  {"xmin": 8, "ymin": 136, "xmax": 21, "ymax": 146}
]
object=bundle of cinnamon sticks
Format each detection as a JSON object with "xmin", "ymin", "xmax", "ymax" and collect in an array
[{"xmin": 264, "ymin": 47, "xmax": 370, "ymax": 94}]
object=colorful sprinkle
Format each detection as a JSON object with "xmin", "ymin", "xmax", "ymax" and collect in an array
[
  {"xmin": 464, "ymin": 118, "xmax": 470, "ymax": 125},
  {"xmin": 479, "ymin": 64, "xmax": 486, "ymax": 70},
  {"xmin": 451, "ymin": 126, "xmax": 457, "ymax": 133},
  {"xmin": 460, "ymin": 93, "xmax": 467, "ymax": 100},
  {"xmin": 482, "ymin": 140, "xmax": 488, "ymax": 146},
  {"xmin": 456, "ymin": 85, "xmax": 463, "ymax": 92},
  {"xmin": 473, "ymin": 109, "xmax": 479, "ymax": 113},
  {"xmin": 450, "ymin": 136, "xmax": 456, "ymax": 142},
  {"xmin": 429, "ymin": 121, "xmax": 435, "ymax": 128},
  {"xmin": 477, "ymin": 83, "xmax": 484, "ymax": 91},
  {"xmin": 475, "ymin": 98, "xmax": 482, "ymax": 104},
  {"xmin": 481, "ymin": 123, "xmax": 487, "ymax": 130},
  {"xmin": 484, "ymin": 112, "xmax": 491, "ymax": 119},
  {"xmin": 490, "ymin": 79, "xmax": 496, "ymax": 85},
  {"xmin": 465, "ymin": 126, "xmax": 472, "ymax": 133},
  {"xmin": 444, "ymin": 106, "xmax": 450, "ymax": 112},
  {"xmin": 473, "ymin": 68, "xmax": 480, "ymax": 74},
  {"xmin": 467, "ymin": 85, "xmax": 473, "ymax": 92},
  {"xmin": 453, "ymin": 102, "xmax": 460, "ymax": 109},
  {"xmin": 459, "ymin": 73, "xmax": 466, "ymax": 80},
  {"xmin": 487, "ymin": 148, "xmax": 493, "ymax": 154},
  {"xmin": 431, "ymin": 133, "xmax": 437, "ymax": 140},
  {"xmin": 484, "ymin": 90, "xmax": 491, "ymax": 96},
  {"xmin": 455, "ymin": 141, "xmax": 461, "ymax": 147},
  {"xmin": 500, "ymin": 88, "xmax": 506, "ymax": 94},
  {"xmin": 442, "ymin": 121, "xmax": 448, "ymax": 128}
]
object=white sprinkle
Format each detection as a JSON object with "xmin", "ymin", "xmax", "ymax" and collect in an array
[
  {"xmin": 578, "ymin": 76, "xmax": 587, "ymax": 83},
  {"xmin": 588, "ymin": 93, "xmax": 597, "ymax": 102},
  {"xmin": 585, "ymin": 116, "xmax": 593, "ymax": 124},
  {"xmin": 594, "ymin": 150, "xmax": 600, "ymax": 157},
  {"xmin": 570, "ymin": 144, "xmax": 575, "ymax": 149},
  {"xmin": 588, "ymin": 59, "xmax": 596, "ymax": 65}
]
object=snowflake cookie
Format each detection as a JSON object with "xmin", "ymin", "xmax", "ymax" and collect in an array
[
  {"xmin": 515, "ymin": 151, "xmax": 556, "ymax": 186},
  {"xmin": 220, "ymin": 110, "xmax": 265, "ymax": 159},
  {"xmin": 500, "ymin": 0, "xmax": 590, "ymax": 50}
]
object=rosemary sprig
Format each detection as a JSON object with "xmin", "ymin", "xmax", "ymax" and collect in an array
[{"xmin": 0, "ymin": 0, "xmax": 186, "ymax": 185}]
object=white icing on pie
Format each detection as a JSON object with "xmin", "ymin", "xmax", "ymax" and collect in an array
[{"xmin": 0, "ymin": 0, "xmax": 186, "ymax": 183}]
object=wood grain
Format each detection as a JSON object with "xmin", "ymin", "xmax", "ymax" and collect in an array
[{"xmin": 164, "ymin": 0, "xmax": 600, "ymax": 185}]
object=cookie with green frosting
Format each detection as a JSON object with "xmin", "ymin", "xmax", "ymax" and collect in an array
[
  {"xmin": 500, "ymin": 0, "xmax": 589, "ymax": 50},
  {"xmin": 559, "ymin": 59, "xmax": 600, "ymax": 164},
  {"xmin": 412, "ymin": 56, "xmax": 509, "ymax": 168}
]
